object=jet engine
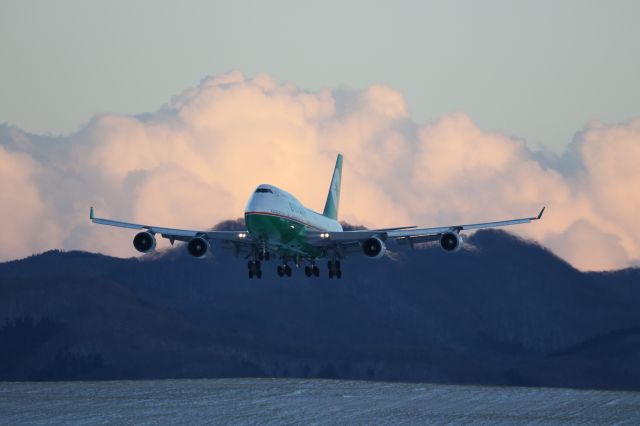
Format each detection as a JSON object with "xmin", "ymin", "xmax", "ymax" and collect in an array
[
  {"xmin": 362, "ymin": 237, "xmax": 386, "ymax": 259},
  {"xmin": 187, "ymin": 237, "xmax": 210, "ymax": 259},
  {"xmin": 440, "ymin": 232, "xmax": 463, "ymax": 252},
  {"xmin": 133, "ymin": 231, "xmax": 156, "ymax": 253}
]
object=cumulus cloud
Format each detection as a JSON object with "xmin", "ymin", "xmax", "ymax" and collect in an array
[
  {"xmin": 0, "ymin": 145, "xmax": 51, "ymax": 259},
  {"xmin": 0, "ymin": 72, "xmax": 638, "ymax": 271}
]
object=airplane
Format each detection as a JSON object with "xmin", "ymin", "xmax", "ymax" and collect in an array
[{"xmin": 90, "ymin": 154, "xmax": 544, "ymax": 279}]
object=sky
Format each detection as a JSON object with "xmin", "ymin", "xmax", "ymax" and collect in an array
[
  {"xmin": 1, "ymin": 0, "xmax": 639, "ymax": 150},
  {"xmin": 0, "ymin": 1, "xmax": 639, "ymax": 271}
]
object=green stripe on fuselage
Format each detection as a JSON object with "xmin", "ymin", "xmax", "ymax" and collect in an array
[{"xmin": 245, "ymin": 212, "xmax": 322, "ymax": 258}]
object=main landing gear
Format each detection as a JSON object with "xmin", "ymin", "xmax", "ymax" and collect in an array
[
  {"xmin": 275, "ymin": 260, "xmax": 319, "ymax": 279},
  {"xmin": 248, "ymin": 255, "xmax": 341, "ymax": 279},
  {"xmin": 248, "ymin": 260, "xmax": 262, "ymax": 279},
  {"xmin": 277, "ymin": 264, "xmax": 292, "ymax": 278},
  {"xmin": 304, "ymin": 264, "xmax": 320, "ymax": 278},
  {"xmin": 249, "ymin": 248, "xmax": 271, "ymax": 279},
  {"xmin": 328, "ymin": 260, "xmax": 342, "ymax": 279}
]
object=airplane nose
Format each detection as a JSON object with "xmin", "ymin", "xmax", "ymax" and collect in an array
[{"xmin": 245, "ymin": 193, "xmax": 264, "ymax": 213}]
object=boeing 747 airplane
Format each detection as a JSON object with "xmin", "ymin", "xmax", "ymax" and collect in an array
[{"xmin": 91, "ymin": 154, "xmax": 544, "ymax": 279}]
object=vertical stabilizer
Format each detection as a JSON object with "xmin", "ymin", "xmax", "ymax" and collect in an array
[{"xmin": 322, "ymin": 154, "xmax": 343, "ymax": 220}]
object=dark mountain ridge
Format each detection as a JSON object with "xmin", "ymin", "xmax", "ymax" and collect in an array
[{"xmin": 1, "ymin": 224, "xmax": 639, "ymax": 390}]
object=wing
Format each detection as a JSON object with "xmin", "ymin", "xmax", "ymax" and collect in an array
[
  {"xmin": 89, "ymin": 207, "xmax": 254, "ymax": 249},
  {"xmin": 307, "ymin": 207, "xmax": 545, "ymax": 254}
]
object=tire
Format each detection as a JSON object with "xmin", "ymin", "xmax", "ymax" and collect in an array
[
  {"xmin": 313, "ymin": 266, "xmax": 319, "ymax": 277},
  {"xmin": 256, "ymin": 270, "xmax": 262, "ymax": 279},
  {"xmin": 336, "ymin": 270, "xmax": 342, "ymax": 279},
  {"xmin": 328, "ymin": 269, "xmax": 334, "ymax": 279},
  {"xmin": 277, "ymin": 266, "xmax": 283, "ymax": 277},
  {"xmin": 285, "ymin": 265, "xmax": 292, "ymax": 277},
  {"xmin": 248, "ymin": 269, "xmax": 254, "ymax": 279}
]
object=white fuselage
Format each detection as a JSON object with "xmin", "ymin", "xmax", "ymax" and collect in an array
[{"xmin": 245, "ymin": 184, "xmax": 343, "ymax": 234}]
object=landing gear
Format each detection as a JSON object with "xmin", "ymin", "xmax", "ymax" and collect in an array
[
  {"xmin": 254, "ymin": 255, "xmax": 337, "ymax": 279},
  {"xmin": 250, "ymin": 245, "xmax": 269, "ymax": 278},
  {"xmin": 304, "ymin": 263, "xmax": 320, "ymax": 278},
  {"xmin": 328, "ymin": 260, "xmax": 342, "ymax": 279},
  {"xmin": 248, "ymin": 260, "xmax": 262, "ymax": 279},
  {"xmin": 277, "ymin": 264, "xmax": 292, "ymax": 278},
  {"xmin": 258, "ymin": 251, "xmax": 271, "ymax": 261}
]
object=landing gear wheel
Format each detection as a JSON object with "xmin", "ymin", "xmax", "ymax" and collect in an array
[
  {"xmin": 285, "ymin": 265, "xmax": 292, "ymax": 277},
  {"xmin": 327, "ymin": 260, "xmax": 342, "ymax": 279},
  {"xmin": 304, "ymin": 266, "xmax": 312, "ymax": 277},
  {"xmin": 277, "ymin": 266, "xmax": 284, "ymax": 277},
  {"xmin": 313, "ymin": 266, "xmax": 320, "ymax": 277},
  {"xmin": 248, "ymin": 260, "xmax": 261, "ymax": 279}
]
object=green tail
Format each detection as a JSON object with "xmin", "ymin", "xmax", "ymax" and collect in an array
[{"xmin": 322, "ymin": 154, "xmax": 343, "ymax": 220}]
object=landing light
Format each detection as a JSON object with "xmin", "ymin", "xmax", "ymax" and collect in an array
[
  {"xmin": 320, "ymin": 233, "xmax": 330, "ymax": 238},
  {"xmin": 237, "ymin": 233, "xmax": 247, "ymax": 239}
]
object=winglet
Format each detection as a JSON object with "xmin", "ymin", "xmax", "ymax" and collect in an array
[
  {"xmin": 90, "ymin": 206, "xmax": 95, "ymax": 220},
  {"xmin": 536, "ymin": 206, "xmax": 545, "ymax": 220}
]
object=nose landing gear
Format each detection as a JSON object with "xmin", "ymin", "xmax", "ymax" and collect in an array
[
  {"xmin": 328, "ymin": 260, "xmax": 342, "ymax": 279},
  {"xmin": 248, "ymin": 260, "xmax": 262, "ymax": 279}
]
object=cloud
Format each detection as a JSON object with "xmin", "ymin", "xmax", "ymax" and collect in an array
[
  {"xmin": 0, "ymin": 72, "xmax": 638, "ymax": 271},
  {"xmin": 545, "ymin": 220, "xmax": 630, "ymax": 271},
  {"xmin": 0, "ymin": 145, "xmax": 46, "ymax": 259}
]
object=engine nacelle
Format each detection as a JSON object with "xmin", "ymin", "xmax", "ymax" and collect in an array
[
  {"xmin": 440, "ymin": 232, "xmax": 463, "ymax": 253},
  {"xmin": 187, "ymin": 237, "xmax": 210, "ymax": 259},
  {"xmin": 362, "ymin": 237, "xmax": 386, "ymax": 259},
  {"xmin": 133, "ymin": 231, "xmax": 156, "ymax": 253}
]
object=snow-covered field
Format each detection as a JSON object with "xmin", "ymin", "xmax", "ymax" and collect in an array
[{"xmin": 2, "ymin": 378, "xmax": 639, "ymax": 425}]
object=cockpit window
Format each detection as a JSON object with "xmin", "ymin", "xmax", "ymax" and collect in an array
[{"xmin": 255, "ymin": 188, "xmax": 273, "ymax": 193}]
